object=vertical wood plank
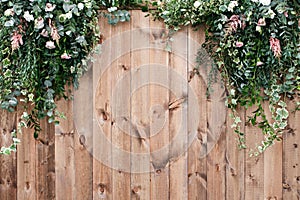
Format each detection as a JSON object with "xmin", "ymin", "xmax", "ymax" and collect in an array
[
  {"xmin": 169, "ymin": 27, "xmax": 188, "ymax": 200},
  {"xmin": 130, "ymin": 11, "xmax": 151, "ymax": 200},
  {"xmin": 55, "ymin": 97, "xmax": 75, "ymax": 200},
  {"xmin": 93, "ymin": 16, "xmax": 112, "ymax": 200},
  {"xmin": 17, "ymin": 106, "xmax": 37, "ymax": 200},
  {"xmin": 283, "ymin": 99, "xmax": 300, "ymax": 199},
  {"xmin": 37, "ymin": 118, "xmax": 55, "ymax": 200},
  {"xmin": 0, "ymin": 110, "xmax": 17, "ymax": 200},
  {"xmin": 263, "ymin": 102, "xmax": 282, "ymax": 200},
  {"xmin": 245, "ymin": 106, "xmax": 264, "ymax": 200},
  {"xmin": 74, "ymin": 67, "xmax": 94, "ymax": 200},
  {"xmin": 110, "ymin": 15, "xmax": 131, "ymax": 200},
  {"xmin": 149, "ymin": 16, "xmax": 170, "ymax": 200},
  {"xmin": 187, "ymin": 25, "xmax": 208, "ymax": 200},
  {"xmin": 206, "ymin": 56, "xmax": 227, "ymax": 199},
  {"xmin": 226, "ymin": 108, "xmax": 245, "ymax": 200},
  {"xmin": 206, "ymin": 115, "xmax": 227, "ymax": 200}
]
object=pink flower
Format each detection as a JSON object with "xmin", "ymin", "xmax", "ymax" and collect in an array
[
  {"xmin": 61, "ymin": 53, "xmax": 71, "ymax": 59},
  {"xmin": 236, "ymin": 41, "xmax": 244, "ymax": 47},
  {"xmin": 45, "ymin": 41, "xmax": 55, "ymax": 49},
  {"xmin": 40, "ymin": 29, "xmax": 49, "ymax": 37},
  {"xmin": 11, "ymin": 32, "xmax": 23, "ymax": 50},
  {"xmin": 228, "ymin": 15, "xmax": 244, "ymax": 33},
  {"xmin": 256, "ymin": 61, "xmax": 264, "ymax": 66},
  {"xmin": 284, "ymin": 11, "xmax": 288, "ymax": 18},
  {"xmin": 269, "ymin": 37, "xmax": 281, "ymax": 58},
  {"xmin": 257, "ymin": 18, "xmax": 266, "ymax": 26}
]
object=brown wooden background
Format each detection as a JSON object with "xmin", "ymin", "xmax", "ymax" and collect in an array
[{"xmin": 0, "ymin": 11, "xmax": 299, "ymax": 200}]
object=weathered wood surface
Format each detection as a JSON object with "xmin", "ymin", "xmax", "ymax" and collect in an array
[{"xmin": 0, "ymin": 10, "xmax": 299, "ymax": 200}]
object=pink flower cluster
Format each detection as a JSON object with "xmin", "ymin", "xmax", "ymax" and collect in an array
[
  {"xmin": 229, "ymin": 15, "xmax": 246, "ymax": 33},
  {"xmin": 269, "ymin": 37, "xmax": 281, "ymax": 58},
  {"xmin": 11, "ymin": 32, "xmax": 23, "ymax": 50}
]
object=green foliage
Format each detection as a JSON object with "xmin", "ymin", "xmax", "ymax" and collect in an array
[
  {"xmin": 0, "ymin": 0, "xmax": 101, "ymax": 149},
  {"xmin": 152, "ymin": 0, "xmax": 300, "ymax": 154}
]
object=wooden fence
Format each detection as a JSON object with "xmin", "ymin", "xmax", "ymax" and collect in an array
[{"xmin": 0, "ymin": 11, "xmax": 299, "ymax": 200}]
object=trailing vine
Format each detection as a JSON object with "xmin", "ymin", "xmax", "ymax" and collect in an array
[{"xmin": 151, "ymin": 0, "xmax": 300, "ymax": 154}]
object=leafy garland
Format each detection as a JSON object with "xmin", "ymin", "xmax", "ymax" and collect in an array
[{"xmin": 151, "ymin": 0, "xmax": 300, "ymax": 154}]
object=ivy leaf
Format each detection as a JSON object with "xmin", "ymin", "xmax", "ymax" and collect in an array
[
  {"xmin": 276, "ymin": 108, "xmax": 289, "ymax": 119},
  {"xmin": 219, "ymin": 5, "xmax": 227, "ymax": 12}
]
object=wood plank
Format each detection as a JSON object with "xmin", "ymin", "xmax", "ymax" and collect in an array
[
  {"xmin": 283, "ymin": 98, "xmax": 300, "ymax": 199},
  {"xmin": 110, "ymin": 14, "xmax": 131, "ymax": 200},
  {"xmin": 73, "ymin": 67, "xmax": 94, "ymax": 200},
  {"xmin": 169, "ymin": 26, "xmax": 188, "ymax": 200},
  {"xmin": 17, "ymin": 106, "xmax": 37, "ymax": 200},
  {"xmin": 226, "ymin": 108, "xmax": 245, "ymax": 200},
  {"xmin": 263, "ymin": 101, "xmax": 282, "ymax": 200},
  {"xmin": 37, "ymin": 118, "xmax": 55, "ymax": 200},
  {"xmin": 0, "ymin": 109, "xmax": 17, "ymax": 200},
  {"xmin": 245, "ymin": 106, "xmax": 264, "ymax": 200},
  {"xmin": 93, "ymin": 16, "xmax": 113, "ymax": 200},
  {"xmin": 187, "ymin": 25, "xmax": 208, "ymax": 200},
  {"xmin": 55, "ymin": 97, "xmax": 75, "ymax": 200},
  {"xmin": 206, "ymin": 52, "xmax": 227, "ymax": 199},
  {"xmin": 130, "ymin": 11, "xmax": 151, "ymax": 200},
  {"xmin": 149, "ymin": 16, "xmax": 170, "ymax": 200}
]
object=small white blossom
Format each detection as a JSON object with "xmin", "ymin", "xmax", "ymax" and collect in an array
[
  {"xmin": 108, "ymin": 7, "xmax": 117, "ymax": 12},
  {"xmin": 65, "ymin": 11, "xmax": 72, "ymax": 19},
  {"xmin": 34, "ymin": 17, "xmax": 44, "ymax": 29},
  {"xmin": 228, "ymin": 1, "xmax": 238, "ymax": 12},
  {"xmin": 28, "ymin": 93, "xmax": 34, "ymax": 102},
  {"xmin": 194, "ymin": 1, "xmax": 201, "ymax": 8},
  {"xmin": 23, "ymin": 11, "xmax": 34, "ymax": 22},
  {"xmin": 4, "ymin": 8, "xmax": 14, "ymax": 16},
  {"xmin": 45, "ymin": 41, "xmax": 56, "ymax": 49},
  {"xmin": 259, "ymin": 0, "xmax": 271, "ymax": 6},
  {"xmin": 266, "ymin": 9, "xmax": 276, "ymax": 19},
  {"xmin": 78, "ymin": 3, "xmax": 84, "ymax": 10},
  {"xmin": 256, "ymin": 26, "xmax": 262, "ymax": 33},
  {"xmin": 45, "ymin": 3, "xmax": 56, "ymax": 12},
  {"xmin": 70, "ymin": 66, "xmax": 75, "ymax": 73}
]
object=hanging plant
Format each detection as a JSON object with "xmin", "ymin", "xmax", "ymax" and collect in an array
[
  {"xmin": 152, "ymin": 0, "xmax": 300, "ymax": 154},
  {"xmin": 0, "ymin": 0, "xmax": 101, "ymax": 154}
]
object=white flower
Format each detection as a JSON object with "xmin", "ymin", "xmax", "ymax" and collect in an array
[
  {"xmin": 228, "ymin": 1, "xmax": 238, "ymax": 12},
  {"xmin": 266, "ymin": 9, "xmax": 276, "ymax": 19},
  {"xmin": 45, "ymin": 3, "xmax": 56, "ymax": 12},
  {"xmin": 256, "ymin": 61, "xmax": 264, "ymax": 66},
  {"xmin": 256, "ymin": 26, "xmax": 262, "ymax": 33},
  {"xmin": 70, "ymin": 66, "xmax": 75, "ymax": 73},
  {"xmin": 23, "ymin": 11, "xmax": 34, "ymax": 22},
  {"xmin": 45, "ymin": 41, "xmax": 56, "ymax": 49},
  {"xmin": 28, "ymin": 93, "xmax": 34, "ymax": 102},
  {"xmin": 108, "ymin": 7, "xmax": 117, "ymax": 12},
  {"xmin": 259, "ymin": 0, "xmax": 271, "ymax": 6},
  {"xmin": 194, "ymin": 1, "xmax": 201, "ymax": 8},
  {"xmin": 78, "ymin": 3, "xmax": 84, "ymax": 10},
  {"xmin": 34, "ymin": 17, "xmax": 44, "ymax": 29},
  {"xmin": 65, "ymin": 11, "xmax": 72, "ymax": 19},
  {"xmin": 4, "ymin": 8, "xmax": 14, "ymax": 16}
]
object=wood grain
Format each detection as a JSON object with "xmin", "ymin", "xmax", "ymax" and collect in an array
[
  {"xmin": 130, "ymin": 11, "xmax": 151, "ymax": 200},
  {"xmin": 0, "ymin": 109, "xmax": 17, "ymax": 200},
  {"xmin": 149, "ymin": 16, "xmax": 170, "ymax": 200}
]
